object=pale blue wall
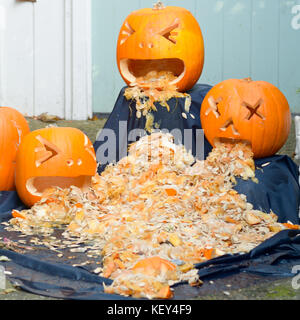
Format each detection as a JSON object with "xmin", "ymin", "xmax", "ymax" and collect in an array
[{"xmin": 92, "ymin": 0, "xmax": 300, "ymax": 113}]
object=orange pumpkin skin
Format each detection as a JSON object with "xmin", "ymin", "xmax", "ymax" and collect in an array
[
  {"xmin": 15, "ymin": 127, "xmax": 97, "ymax": 207},
  {"xmin": 0, "ymin": 107, "xmax": 30, "ymax": 191},
  {"xmin": 132, "ymin": 256, "xmax": 176, "ymax": 276},
  {"xmin": 117, "ymin": 5, "xmax": 204, "ymax": 92},
  {"xmin": 200, "ymin": 78, "xmax": 291, "ymax": 159}
]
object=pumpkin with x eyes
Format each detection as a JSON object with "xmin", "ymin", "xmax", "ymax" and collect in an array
[
  {"xmin": 200, "ymin": 78, "xmax": 291, "ymax": 159},
  {"xmin": 15, "ymin": 127, "xmax": 97, "ymax": 207},
  {"xmin": 117, "ymin": 4, "xmax": 204, "ymax": 92}
]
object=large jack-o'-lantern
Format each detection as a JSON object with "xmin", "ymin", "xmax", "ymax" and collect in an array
[
  {"xmin": 200, "ymin": 78, "xmax": 291, "ymax": 159},
  {"xmin": 0, "ymin": 107, "xmax": 30, "ymax": 191},
  {"xmin": 15, "ymin": 127, "xmax": 97, "ymax": 207},
  {"xmin": 117, "ymin": 2, "xmax": 204, "ymax": 92}
]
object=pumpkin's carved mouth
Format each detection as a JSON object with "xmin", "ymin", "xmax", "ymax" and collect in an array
[
  {"xmin": 26, "ymin": 176, "xmax": 92, "ymax": 197},
  {"xmin": 120, "ymin": 58, "xmax": 186, "ymax": 87},
  {"xmin": 214, "ymin": 137, "xmax": 252, "ymax": 148}
]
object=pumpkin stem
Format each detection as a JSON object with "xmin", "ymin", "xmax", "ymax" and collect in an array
[
  {"xmin": 243, "ymin": 77, "xmax": 253, "ymax": 82},
  {"xmin": 153, "ymin": 1, "xmax": 165, "ymax": 10}
]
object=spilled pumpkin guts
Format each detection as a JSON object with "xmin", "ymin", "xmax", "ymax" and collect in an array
[
  {"xmin": 124, "ymin": 70, "xmax": 191, "ymax": 132},
  {"xmin": 7, "ymin": 132, "xmax": 300, "ymax": 299}
]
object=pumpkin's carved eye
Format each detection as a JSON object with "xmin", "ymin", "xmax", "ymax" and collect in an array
[
  {"xmin": 242, "ymin": 99, "xmax": 265, "ymax": 120},
  {"xmin": 120, "ymin": 21, "xmax": 136, "ymax": 45},
  {"xmin": 35, "ymin": 136, "xmax": 60, "ymax": 167},
  {"xmin": 205, "ymin": 96, "xmax": 222, "ymax": 118},
  {"xmin": 159, "ymin": 19, "xmax": 180, "ymax": 44}
]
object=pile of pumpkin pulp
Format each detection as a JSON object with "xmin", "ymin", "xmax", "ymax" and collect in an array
[
  {"xmin": 6, "ymin": 132, "xmax": 299, "ymax": 299},
  {"xmin": 124, "ymin": 70, "xmax": 191, "ymax": 132}
]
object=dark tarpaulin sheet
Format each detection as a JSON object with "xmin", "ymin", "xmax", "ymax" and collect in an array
[
  {"xmin": 0, "ymin": 84, "xmax": 299, "ymax": 300},
  {"xmin": 93, "ymin": 84, "xmax": 213, "ymax": 173}
]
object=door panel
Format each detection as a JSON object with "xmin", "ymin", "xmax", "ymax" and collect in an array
[{"xmin": 0, "ymin": 0, "xmax": 92, "ymax": 120}]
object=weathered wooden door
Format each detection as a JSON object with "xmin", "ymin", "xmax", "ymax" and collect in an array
[{"xmin": 0, "ymin": 0, "xmax": 92, "ymax": 120}]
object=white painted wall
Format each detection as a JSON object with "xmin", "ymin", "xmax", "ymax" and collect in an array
[
  {"xmin": 296, "ymin": 116, "xmax": 300, "ymax": 160},
  {"xmin": 0, "ymin": 0, "xmax": 92, "ymax": 120}
]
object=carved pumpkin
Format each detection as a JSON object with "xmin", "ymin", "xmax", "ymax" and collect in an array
[
  {"xmin": 116, "ymin": 2, "xmax": 204, "ymax": 92},
  {"xmin": 200, "ymin": 78, "xmax": 291, "ymax": 159},
  {"xmin": 0, "ymin": 107, "xmax": 30, "ymax": 191},
  {"xmin": 15, "ymin": 127, "xmax": 97, "ymax": 207}
]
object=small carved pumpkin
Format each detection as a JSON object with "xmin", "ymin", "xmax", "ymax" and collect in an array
[
  {"xmin": 116, "ymin": 2, "xmax": 204, "ymax": 92},
  {"xmin": 200, "ymin": 78, "xmax": 291, "ymax": 159},
  {"xmin": 0, "ymin": 107, "xmax": 30, "ymax": 191},
  {"xmin": 15, "ymin": 127, "xmax": 97, "ymax": 207}
]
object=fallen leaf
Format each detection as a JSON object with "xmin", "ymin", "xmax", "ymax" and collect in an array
[{"xmin": 36, "ymin": 112, "xmax": 62, "ymax": 123}]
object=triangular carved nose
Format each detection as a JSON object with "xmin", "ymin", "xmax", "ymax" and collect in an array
[{"xmin": 220, "ymin": 118, "xmax": 240, "ymax": 136}]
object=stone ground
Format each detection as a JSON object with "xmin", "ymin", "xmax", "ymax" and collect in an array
[{"xmin": 0, "ymin": 115, "xmax": 299, "ymax": 300}]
